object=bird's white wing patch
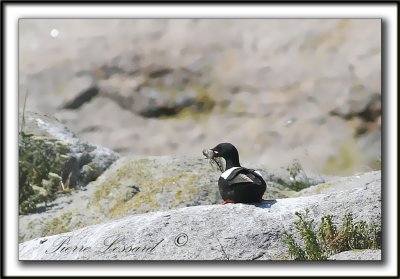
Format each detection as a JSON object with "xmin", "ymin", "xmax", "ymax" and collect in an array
[
  {"xmin": 238, "ymin": 173, "xmax": 254, "ymax": 182},
  {"xmin": 221, "ymin": 167, "xmax": 241, "ymax": 179}
]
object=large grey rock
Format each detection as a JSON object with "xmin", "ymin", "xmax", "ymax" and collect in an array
[{"xmin": 19, "ymin": 171, "xmax": 380, "ymax": 260}]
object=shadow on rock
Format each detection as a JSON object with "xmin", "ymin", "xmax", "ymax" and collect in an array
[{"xmin": 255, "ymin": 199, "xmax": 278, "ymax": 209}]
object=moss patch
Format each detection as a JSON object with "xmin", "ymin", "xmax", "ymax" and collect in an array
[
  {"xmin": 323, "ymin": 143, "xmax": 361, "ymax": 175},
  {"xmin": 41, "ymin": 211, "xmax": 75, "ymax": 237},
  {"xmin": 109, "ymin": 172, "xmax": 199, "ymax": 218},
  {"xmin": 158, "ymin": 86, "xmax": 216, "ymax": 120},
  {"xmin": 86, "ymin": 158, "xmax": 153, "ymax": 210},
  {"xmin": 87, "ymin": 158, "xmax": 200, "ymax": 219}
]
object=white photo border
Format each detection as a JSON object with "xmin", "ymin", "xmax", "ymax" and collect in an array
[{"xmin": 3, "ymin": 2, "xmax": 398, "ymax": 277}]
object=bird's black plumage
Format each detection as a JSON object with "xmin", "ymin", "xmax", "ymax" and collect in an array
[{"xmin": 203, "ymin": 143, "xmax": 266, "ymax": 203}]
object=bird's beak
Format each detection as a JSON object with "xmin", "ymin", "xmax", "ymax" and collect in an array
[{"xmin": 202, "ymin": 149, "xmax": 218, "ymax": 159}]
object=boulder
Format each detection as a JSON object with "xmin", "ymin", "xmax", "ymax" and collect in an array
[{"xmin": 19, "ymin": 170, "xmax": 380, "ymax": 260}]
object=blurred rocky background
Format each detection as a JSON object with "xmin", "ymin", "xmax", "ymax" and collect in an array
[{"xmin": 19, "ymin": 19, "xmax": 381, "ymax": 175}]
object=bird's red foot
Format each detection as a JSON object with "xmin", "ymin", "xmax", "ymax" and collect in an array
[{"xmin": 223, "ymin": 199, "xmax": 235, "ymax": 204}]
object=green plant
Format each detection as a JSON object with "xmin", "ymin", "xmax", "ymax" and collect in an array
[
  {"xmin": 20, "ymin": 90, "xmax": 29, "ymax": 134},
  {"xmin": 18, "ymin": 132, "xmax": 71, "ymax": 214},
  {"xmin": 283, "ymin": 209, "xmax": 381, "ymax": 260},
  {"xmin": 320, "ymin": 213, "xmax": 381, "ymax": 253}
]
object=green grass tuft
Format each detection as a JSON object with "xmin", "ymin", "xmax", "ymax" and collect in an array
[{"xmin": 283, "ymin": 209, "xmax": 381, "ymax": 260}]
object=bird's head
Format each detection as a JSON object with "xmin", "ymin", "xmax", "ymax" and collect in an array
[{"xmin": 203, "ymin": 142, "xmax": 239, "ymax": 161}]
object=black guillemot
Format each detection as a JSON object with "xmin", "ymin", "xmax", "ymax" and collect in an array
[{"xmin": 202, "ymin": 143, "xmax": 266, "ymax": 204}]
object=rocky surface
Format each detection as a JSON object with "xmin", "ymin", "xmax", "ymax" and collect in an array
[
  {"xmin": 19, "ymin": 19, "xmax": 381, "ymax": 175},
  {"xmin": 19, "ymin": 170, "xmax": 381, "ymax": 260},
  {"xmin": 328, "ymin": 249, "xmax": 381, "ymax": 260},
  {"xmin": 294, "ymin": 170, "xmax": 381, "ymax": 197}
]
